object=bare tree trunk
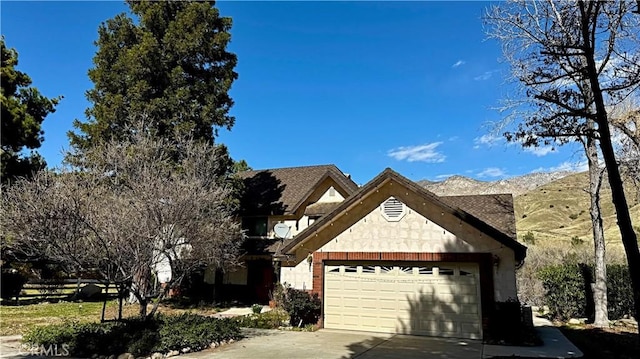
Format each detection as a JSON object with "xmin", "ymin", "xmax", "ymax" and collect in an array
[
  {"xmin": 585, "ymin": 131, "xmax": 608, "ymax": 327},
  {"xmin": 118, "ymin": 287, "xmax": 124, "ymax": 321},
  {"xmin": 148, "ymin": 283, "xmax": 172, "ymax": 318},
  {"xmin": 139, "ymin": 298, "xmax": 148, "ymax": 318},
  {"xmin": 101, "ymin": 282, "xmax": 109, "ymax": 322},
  {"xmin": 579, "ymin": 1, "xmax": 640, "ymax": 334}
]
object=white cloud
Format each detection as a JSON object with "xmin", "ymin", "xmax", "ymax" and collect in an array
[
  {"xmin": 435, "ymin": 174, "xmax": 455, "ymax": 180},
  {"xmin": 473, "ymin": 134, "xmax": 502, "ymax": 148},
  {"xmin": 452, "ymin": 60, "xmax": 466, "ymax": 68},
  {"xmin": 387, "ymin": 142, "xmax": 446, "ymax": 163},
  {"xmin": 524, "ymin": 145, "xmax": 557, "ymax": 157},
  {"xmin": 448, "ymin": 136, "xmax": 459, "ymax": 142},
  {"xmin": 532, "ymin": 160, "xmax": 589, "ymax": 173},
  {"xmin": 474, "ymin": 70, "xmax": 496, "ymax": 81},
  {"xmin": 477, "ymin": 167, "xmax": 507, "ymax": 178}
]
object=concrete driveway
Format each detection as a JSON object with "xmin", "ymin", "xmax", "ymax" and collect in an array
[{"xmin": 185, "ymin": 329, "xmax": 482, "ymax": 359}]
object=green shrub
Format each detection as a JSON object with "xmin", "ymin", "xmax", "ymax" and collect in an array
[
  {"xmin": 570, "ymin": 236, "xmax": 584, "ymax": 246},
  {"xmin": 537, "ymin": 263, "xmax": 634, "ymax": 321},
  {"xmin": 522, "ymin": 231, "xmax": 536, "ymax": 245},
  {"xmin": 283, "ymin": 289, "xmax": 321, "ymax": 327},
  {"xmin": 154, "ymin": 314, "xmax": 240, "ymax": 353},
  {"xmin": 606, "ymin": 264, "xmax": 634, "ymax": 319},
  {"xmin": 235, "ymin": 309, "xmax": 289, "ymax": 329},
  {"xmin": 538, "ymin": 264, "xmax": 587, "ymax": 320},
  {"xmin": 251, "ymin": 304, "xmax": 263, "ymax": 314},
  {"xmin": 23, "ymin": 321, "xmax": 80, "ymax": 350},
  {"xmin": 23, "ymin": 314, "xmax": 241, "ymax": 357}
]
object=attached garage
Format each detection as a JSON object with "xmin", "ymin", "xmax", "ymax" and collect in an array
[
  {"xmin": 323, "ymin": 262, "xmax": 481, "ymax": 339},
  {"xmin": 277, "ymin": 168, "xmax": 527, "ymax": 340}
]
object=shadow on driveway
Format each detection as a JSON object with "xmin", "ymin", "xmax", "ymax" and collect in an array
[{"xmin": 185, "ymin": 329, "xmax": 482, "ymax": 359}]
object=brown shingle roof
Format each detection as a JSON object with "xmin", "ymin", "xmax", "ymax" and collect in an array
[
  {"xmin": 279, "ymin": 168, "xmax": 526, "ymax": 262},
  {"xmin": 238, "ymin": 165, "xmax": 358, "ymax": 216},
  {"xmin": 441, "ymin": 194, "xmax": 517, "ymax": 239},
  {"xmin": 304, "ymin": 202, "xmax": 341, "ymax": 216}
]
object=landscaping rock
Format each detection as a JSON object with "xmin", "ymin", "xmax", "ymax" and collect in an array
[
  {"xmin": 181, "ymin": 347, "xmax": 191, "ymax": 354},
  {"xmin": 209, "ymin": 342, "xmax": 218, "ymax": 349},
  {"xmin": 614, "ymin": 318, "xmax": 638, "ymax": 328},
  {"xmin": 151, "ymin": 352, "xmax": 163, "ymax": 359},
  {"xmin": 117, "ymin": 353, "xmax": 134, "ymax": 359},
  {"xmin": 568, "ymin": 318, "xmax": 587, "ymax": 325},
  {"xmin": 107, "ymin": 355, "xmax": 116, "ymax": 359},
  {"xmin": 165, "ymin": 350, "xmax": 179, "ymax": 358}
]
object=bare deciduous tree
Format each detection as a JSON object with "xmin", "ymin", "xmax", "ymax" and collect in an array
[
  {"xmin": 610, "ymin": 98, "xmax": 640, "ymax": 195},
  {"xmin": 485, "ymin": 0, "xmax": 640, "ymax": 331},
  {"xmin": 2, "ymin": 127, "xmax": 243, "ymax": 318}
]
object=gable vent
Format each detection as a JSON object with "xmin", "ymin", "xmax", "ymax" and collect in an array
[{"xmin": 381, "ymin": 197, "xmax": 406, "ymax": 221}]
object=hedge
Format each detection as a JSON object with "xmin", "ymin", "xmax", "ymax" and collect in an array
[
  {"xmin": 23, "ymin": 314, "xmax": 241, "ymax": 357},
  {"xmin": 538, "ymin": 263, "xmax": 633, "ymax": 321}
]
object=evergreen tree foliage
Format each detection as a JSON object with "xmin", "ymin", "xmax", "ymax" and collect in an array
[
  {"xmin": 1, "ymin": 37, "xmax": 60, "ymax": 184},
  {"xmin": 69, "ymin": 0, "xmax": 238, "ymax": 152}
]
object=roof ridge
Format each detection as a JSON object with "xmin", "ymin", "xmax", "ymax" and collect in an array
[{"xmin": 242, "ymin": 164, "xmax": 338, "ymax": 173}]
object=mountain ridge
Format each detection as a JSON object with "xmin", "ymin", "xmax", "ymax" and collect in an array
[{"xmin": 418, "ymin": 171, "xmax": 574, "ymax": 197}]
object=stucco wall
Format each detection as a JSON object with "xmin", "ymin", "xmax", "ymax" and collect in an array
[
  {"xmin": 316, "ymin": 186, "xmax": 345, "ymax": 203},
  {"xmin": 280, "ymin": 260, "xmax": 314, "ymax": 291},
  {"xmin": 283, "ymin": 199, "xmax": 518, "ymax": 301}
]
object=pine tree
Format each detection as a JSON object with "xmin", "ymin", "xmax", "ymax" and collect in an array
[
  {"xmin": 69, "ymin": 0, "xmax": 238, "ymax": 152},
  {"xmin": 1, "ymin": 37, "xmax": 60, "ymax": 184}
]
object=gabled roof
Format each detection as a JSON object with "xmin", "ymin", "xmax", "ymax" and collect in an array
[
  {"xmin": 238, "ymin": 164, "xmax": 358, "ymax": 216},
  {"xmin": 279, "ymin": 168, "xmax": 526, "ymax": 262},
  {"xmin": 304, "ymin": 202, "xmax": 341, "ymax": 217},
  {"xmin": 441, "ymin": 194, "xmax": 517, "ymax": 240}
]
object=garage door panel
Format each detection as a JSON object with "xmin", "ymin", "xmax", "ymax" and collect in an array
[{"xmin": 324, "ymin": 262, "xmax": 481, "ymax": 339}]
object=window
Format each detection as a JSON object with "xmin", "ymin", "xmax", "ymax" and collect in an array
[
  {"xmin": 362, "ymin": 266, "xmax": 376, "ymax": 273},
  {"xmin": 380, "ymin": 197, "xmax": 406, "ymax": 221},
  {"xmin": 344, "ymin": 266, "xmax": 358, "ymax": 273},
  {"xmin": 438, "ymin": 267, "xmax": 455, "ymax": 276},
  {"xmin": 242, "ymin": 217, "xmax": 268, "ymax": 237}
]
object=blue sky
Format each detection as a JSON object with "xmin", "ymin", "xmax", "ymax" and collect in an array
[{"xmin": 1, "ymin": 1, "xmax": 586, "ymax": 185}]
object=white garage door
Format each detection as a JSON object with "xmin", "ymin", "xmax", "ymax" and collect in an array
[{"xmin": 323, "ymin": 262, "xmax": 482, "ymax": 339}]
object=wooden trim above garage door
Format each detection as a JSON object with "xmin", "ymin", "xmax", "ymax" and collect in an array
[{"xmin": 311, "ymin": 252, "xmax": 494, "ymax": 336}]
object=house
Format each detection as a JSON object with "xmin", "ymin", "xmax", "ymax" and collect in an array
[
  {"xmin": 204, "ymin": 165, "xmax": 359, "ymax": 303},
  {"xmin": 211, "ymin": 165, "xmax": 526, "ymax": 340},
  {"xmin": 274, "ymin": 168, "xmax": 526, "ymax": 340}
]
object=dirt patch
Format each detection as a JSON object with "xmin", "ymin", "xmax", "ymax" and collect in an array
[{"xmin": 560, "ymin": 324, "xmax": 639, "ymax": 359}]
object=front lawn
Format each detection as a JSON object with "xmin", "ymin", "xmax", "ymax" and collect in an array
[
  {"xmin": 560, "ymin": 324, "xmax": 639, "ymax": 359},
  {"xmin": 0, "ymin": 300, "xmax": 224, "ymax": 336}
]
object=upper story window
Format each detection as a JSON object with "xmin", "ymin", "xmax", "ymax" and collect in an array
[{"xmin": 242, "ymin": 217, "xmax": 268, "ymax": 237}]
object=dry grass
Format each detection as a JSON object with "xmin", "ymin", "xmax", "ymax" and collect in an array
[
  {"xmin": 513, "ymin": 172, "xmax": 638, "ymax": 306},
  {"xmin": 514, "ymin": 172, "xmax": 640, "ymax": 246},
  {"xmin": 0, "ymin": 300, "xmax": 224, "ymax": 336}
]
